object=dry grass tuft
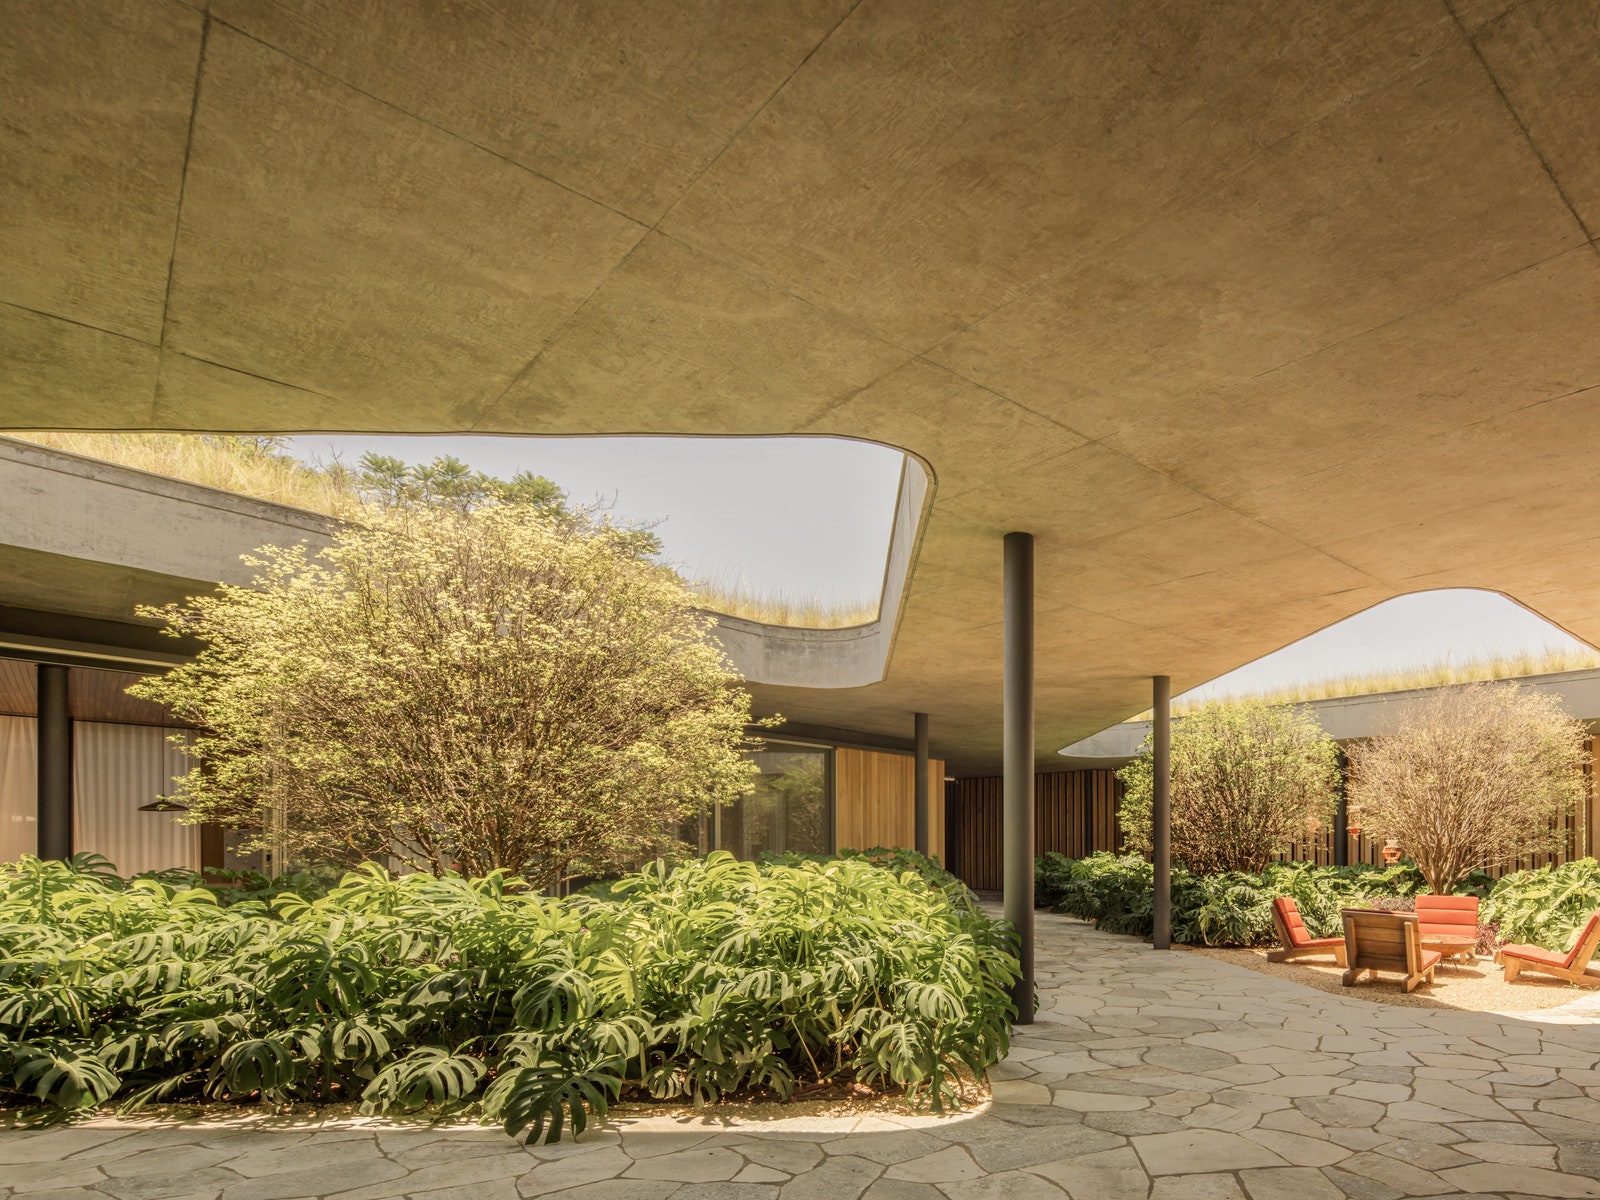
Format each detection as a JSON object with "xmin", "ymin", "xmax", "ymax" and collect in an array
[
  {"xmin": 11, "ymin": 432, "xmax": 366, "ymax": 520},
  {"xmin": 1119, "ymin": 649, "xmax": 1600, "ymax": 721},
  {"xmin": 688, "ymin": 571, "xmax": 878, "ymax": 629}
]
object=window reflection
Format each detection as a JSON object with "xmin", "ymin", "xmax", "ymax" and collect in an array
[{"xmin": 682, "ymin": 742, "xmax": 832, "ymax": 860}]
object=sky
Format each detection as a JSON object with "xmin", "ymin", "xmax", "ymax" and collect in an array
[
  {"xmin": 286, "ymin": 436, "xmax": 1595, "ymax": 690},
  {"xmin": 285, "ymin": 434, "xmax": 905, "ymax": 608},
  {"xmin": 1179, "ymin": 588, "xmax": 1595, "ymax": 702}
]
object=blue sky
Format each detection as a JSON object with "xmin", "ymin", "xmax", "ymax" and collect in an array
[{"xmin": 286, "ymin": 436, "xmax": 1595, "ymax": 690}]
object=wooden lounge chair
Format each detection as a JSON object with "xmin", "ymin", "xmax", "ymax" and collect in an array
[
  {"xmin": 1497, "ymin": 911, "xmax": 1600, "ymax": 987},
  {"xmin": 1415, "ymin": 894, "xmax": 1479, "ymax": 963},
  {"xmin": 1340, "ymin": 908, "xmax": 1440, "ymax": 993},
  {"xmin": 1269, "ymin": 896, "xmax": 1347, "ymax": 965}
]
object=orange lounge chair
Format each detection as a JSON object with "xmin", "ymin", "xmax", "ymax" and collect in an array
[
  {"xmin": 1269, "ymin": 896, "xmax": 1347, "ymax": 966},
  {"xmin": 1340, "ymin": 908, "xmax": 1439, "ymax": 993},
  {"xmin": 1497, "ymin": 911, "xmax": 1600, "ymax": 987},
  {"xmin": 1415, "ymin": 894, "xmax": 1479, "ymax": 963}
]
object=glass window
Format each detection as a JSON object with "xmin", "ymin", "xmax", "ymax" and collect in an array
[{"xmin": 716, "ymin": 743, "xmax": 832, "ymax": 860}]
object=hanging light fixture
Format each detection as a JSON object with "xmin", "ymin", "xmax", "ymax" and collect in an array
[{"xmin": 138, "ymin": 798, "xmax": 190, "ymax": 812}]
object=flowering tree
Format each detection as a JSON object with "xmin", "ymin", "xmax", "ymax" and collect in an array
[
  {"xmin": 1346, "ymin": 681, "xmax": 1587, "ymax": 894},
  {"xmin": 1120, "ymin": 699, "xmax": 1340, "ymax": 874},
  {"xmin": 132, "ymin": 503, "xmax": 757, "ymax": 887}
]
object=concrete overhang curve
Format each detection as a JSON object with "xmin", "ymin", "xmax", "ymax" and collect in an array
[
  {"xmin": 8, "ymin": 3, "xmax": 1600, "ymax": 772},
  {"xmin": 0, "ymin": 435, "xmax": 931, "ymax": 691}
]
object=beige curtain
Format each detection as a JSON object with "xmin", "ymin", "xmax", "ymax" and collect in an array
[
  {"xmin": 73, "ymin": 722, "xmax": 198, "ymax": 875},
  {"xmin": 0, "ymin": 716, "xmax": 37, "ymax": 862}
]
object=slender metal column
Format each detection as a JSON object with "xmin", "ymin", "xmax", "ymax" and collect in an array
[
  {"xmin": 914, "ymin": 711, "xmax": 930, "ymax": 856},
  {"xmin": 1332, "ymin": 747, "xmax": 1350, "ymax": 867},
  {"xmin": 36, "ymin": 664, "xmax": 72, "ymax": 861},
  {"xmin": 1003, "ymin": 532, "xmax": 1035, "ymax": 1022},
  {"xmin": 1152, "ymin": 674, "xmax": 1172, "ymax": 950}
]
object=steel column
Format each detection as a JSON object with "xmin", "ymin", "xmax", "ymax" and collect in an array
[
  {"xmin": 36, "ymin": 663, "xmax": 72, "ymax": 861},
  {"xmin": 1152, "ymin": 674, "xmax": 1172, "ymax": 950},
  {"xmin": 914, "ymin": 711, "xmax": 930, "ymax": 857},
  {"xmin": 1003, "ymin": 532, "xmax": 1035, "ymax": 1023}
]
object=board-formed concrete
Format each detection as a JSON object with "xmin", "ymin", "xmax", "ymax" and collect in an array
[
  {"xmin": 5, "ymin": 2, "xmax": 1600, "ymax": 770},
  {"xmin": 8, "ymin": 912, "xmax": 1600, "ymax": 1199}
]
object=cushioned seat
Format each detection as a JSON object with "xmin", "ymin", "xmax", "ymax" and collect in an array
[
  {"xmin": 1498, "ymin": 911, "xmax": 1600, "ymax": 987},
  {"xmin": 1268, "ymin": 896, "xmax": 1347, "ymax": 966},
  {"xmin": 1415, "ymin": 894, "xmax": 1478, "ymax": 963},
  {"xmin": 1415, "ymin": 894, "xmax": 1479, "ymax": 940}
]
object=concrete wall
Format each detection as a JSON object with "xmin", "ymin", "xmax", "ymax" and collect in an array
[{"xmin": 1058, "ymin": 669, "xmax": 1600, "ymax": 766}]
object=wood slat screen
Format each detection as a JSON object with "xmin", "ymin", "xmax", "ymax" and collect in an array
[
  {"xmin": 1278, "ymin": 737, "xmax": 1594, "ymax": 876},
  {"xmin": 945, "ymin": 770, "xmax": 1123, "ymax": 891},
  {"xmin": 834, "ymin": 748, "xmax": 944, "ymax": 857}
]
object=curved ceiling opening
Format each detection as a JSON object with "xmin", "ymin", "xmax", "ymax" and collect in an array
[
  {"xmin": 281, "ymin": 434, "xmax": 907, "ymax": 629},
  {"xmin": 1060, "ymin": 588, "xmax": 1600, "ymax": 756},
  {"xmin": 12, "ymin": 431, "xmax": 909, "ymax": 630}
]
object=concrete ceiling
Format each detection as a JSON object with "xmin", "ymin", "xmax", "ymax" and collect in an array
[{"xmin": 4, "ymin": 0, "xmax": 1600, "ymax": 773}]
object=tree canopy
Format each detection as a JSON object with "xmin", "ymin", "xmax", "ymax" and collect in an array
[
  {"xmin": 1119, "ymin": 699, "xmax": 1340, "ymax": 875},
  {"xmin": 1346, "ymin": 681, "xmax": 1587, "ymax": 894},
  {"xmin": 132, "ymin": 501, "xmax": 754, "ymax": 886}
]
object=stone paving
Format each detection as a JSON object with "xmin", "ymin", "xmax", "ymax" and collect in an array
[{"xmin": 7, "ymin": 911, "xmax": 1600, "ymax": 1200}]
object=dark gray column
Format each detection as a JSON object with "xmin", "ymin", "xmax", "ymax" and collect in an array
[
  {"xmin": 36, "ymin": 664, "xmax": 72, "ymax": 861},
  {"xmin": 914, "ymin": 711, "xmax": 930, "ymax": 856},
  {"xmin": 1152, "ymin": 674, "xmax": 1172, "ymax": 950},
  {"xmin": 1332, "ymin": 747, "xmax": 1349, "ymax": 867},
  {"xmin": 1003, "ymin": 532, "xmax": 1035, "ymax": 1023}
]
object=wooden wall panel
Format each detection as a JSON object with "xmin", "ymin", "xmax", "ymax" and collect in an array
[
  {"xmin": 834, "ymin": 748, "xmax": 945, "ymax": 857},
  {"xmin": 947, "ymin": 770, "xmax": 1124, "ymax": 891}
]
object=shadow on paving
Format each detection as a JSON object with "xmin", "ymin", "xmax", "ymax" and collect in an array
[{"xmin": 5, "ymin": 911, "xmax": 1600, "ymax": 1199}]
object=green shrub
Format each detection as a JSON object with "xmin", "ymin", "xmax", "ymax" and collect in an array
[
  {"xmin": 0, "ymin": 852, "xmax": 1017, "ymax": 1139},
  {"xmin": 1483, "ymin": 859, "xmax": 1600, "ymax": 951},
  {"xmin": 768, "ymin": 847, "xmax": 965, "ymax": 897},
  {"xmin": 1035, "ymin": 852, "xmax": 1476, "ymax": 948}
]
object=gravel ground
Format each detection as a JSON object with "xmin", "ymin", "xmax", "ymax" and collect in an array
[{"xmin": 1180, "ymin": 942, "xmax": 1598, "ymax": 1011}]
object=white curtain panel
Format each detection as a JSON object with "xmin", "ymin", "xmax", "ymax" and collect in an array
[
  {"xmin": 0, "ymin": 716, "xmax": 37, "ymax": 862},
  {"xmin": 73, "ymin": 722, "xmax": 199, "ymax": 876}
]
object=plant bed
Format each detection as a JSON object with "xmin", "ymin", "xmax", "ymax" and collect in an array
[
  {"xmin": 0, "ymin": 853, "xmax": 1017, "ymax": 1142},
  {"xmin": 1034, "ymin": 851, "xmax": 1479, "ymax": 947}
]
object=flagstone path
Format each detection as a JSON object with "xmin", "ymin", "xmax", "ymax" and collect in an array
[{"xmin": 7, "ymin": 912, "xmax": 1600, "ymax": 1200}]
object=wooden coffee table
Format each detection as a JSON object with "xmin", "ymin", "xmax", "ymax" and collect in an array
[{"xmin": 1423, "ymin": 934, "xmax": 1477, "ymax": 967}]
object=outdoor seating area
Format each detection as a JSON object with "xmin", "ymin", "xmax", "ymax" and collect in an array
[{"xmin": 1253, "ymin": 898, "xmax": 1600, "ymax": 1007}]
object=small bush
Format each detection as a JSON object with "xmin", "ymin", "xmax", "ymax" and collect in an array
[
  {"xmin": 1483, "ymin": 859, "xmax": 1600, "ymax": 952},
  {"xmin": 0, "ymin": 853, "xmax": 1017, "ymax": 1139},
  {"xmin": 1119, "ymin": 700, "xmax": 1341, "ymax": 874}
]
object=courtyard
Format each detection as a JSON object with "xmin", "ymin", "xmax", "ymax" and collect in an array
[{"xmin": 9, "ymin": 910, "xmax": 1600, "ymax": 1200}]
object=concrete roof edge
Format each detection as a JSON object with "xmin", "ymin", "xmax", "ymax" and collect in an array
[
  {"xmin": 710, "ymin": 454, "xmax": 929, "ymax": 689},
  {"xmin": 0, "ymin": 436, "xmax": 340, "ymax": 534},
  {"xmin": 1058, "ymin": 666, "xmax": 1600, "ymax": 761}
]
